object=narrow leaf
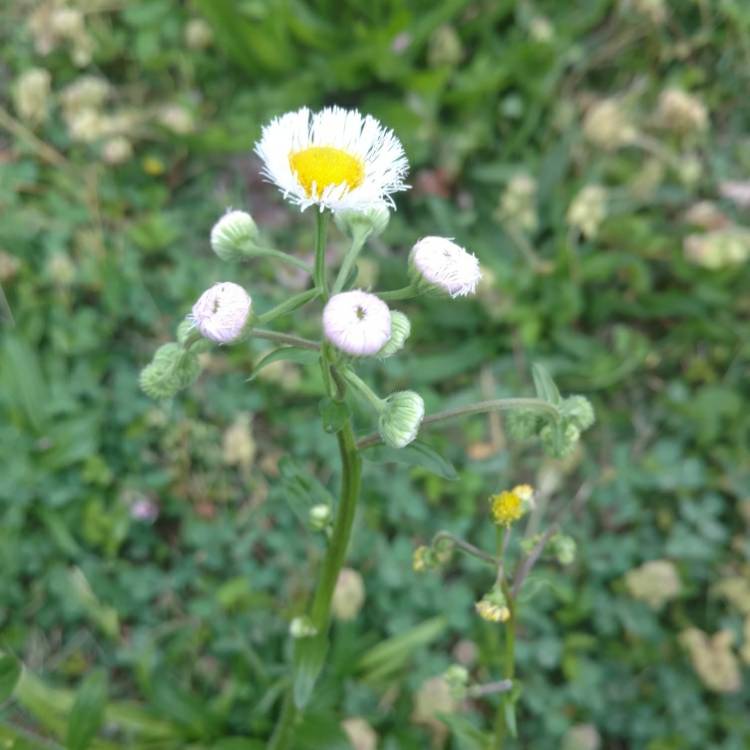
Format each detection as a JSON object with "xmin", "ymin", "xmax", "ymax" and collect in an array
[
  {"xmin": 362, "ymin": 441, "xmax": 458, "ymax": 480},
  {"xmin": 247, "ymin": 347, "xmax": 318, "ymax": 382},
  {"xmin": 531, "ymin": 363, "xmax": 562, "ymax": 405},
  {"xmin": 66, "ymin": 669, "xmax": 108, "ymax": 750},
  {"xmin": 0, "ymin": 655, "xmax": 21, "ymax": 703}
]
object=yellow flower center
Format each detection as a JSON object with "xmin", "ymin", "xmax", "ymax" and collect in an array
[
  {"xmin": 490, "ymin": 490, "xmax": 524, "ymax": 527},
  {"xmin": 289, "ymin": 146, "xmax": 365, "ymax": 198}
]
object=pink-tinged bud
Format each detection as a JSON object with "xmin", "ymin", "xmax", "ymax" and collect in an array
[
  {"xmin": 190, "ymin": 282, "xmax": 252, "ymax": 344},
  {"xmin": 322, "ymin": 290, "xmax": 391, "ymax": 356},
  {"xmin": 410, "ymin": 236, "xmax": 481, "ymax": 298}
]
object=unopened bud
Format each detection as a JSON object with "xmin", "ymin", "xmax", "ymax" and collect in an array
[
  {"xmin": 377, "ymin": 310, "xmax": 411, "ymax": 359},
  {"xmin": 443, "ymin": 664, "xmax": 470, "ymax": 700},
  {"xmin": 583, "ymin": 98, "xmax": 636, "ymax": 150},
  {"xmin": 505, "ymin": 409, "xmax": 544, "ymax": 440},
  {"xmin": 190, "ymin": 282, "xmax": 253, "ymax": 344},
  {"xmin": 551, "ymin": 534, "xmax": 577, "ymax": 565},
  {"xmin": 378, "ymin": 390, "xmax": 424, "ymax": 449},
  {"xmin": 289, "ymin": 616, "xmax": 317, "ymax": 639},
  {"xmin": 139, "ymin": 343, "xmax": 201, "ymax": 400},
  {"xmin": 210, "ymin": 210, "xmax": 261, "ymax": 261},
  {"xmin": 475, "ymin": 588, "xmax": 510, "ymax": 623},
  {"xmin": 309, "ymin": 504, "xmax": 331, "ymax": 531},
  {"xmin": 561, "ymin": 395, "xmax": 595, "ymax": 431},
  {"xmin": 331, "ymin": 568, "xmax": 365, "ymax": 621},
  {"xmin": 335, "ymin": 202, "xmax": 390, "ymax": 239}
]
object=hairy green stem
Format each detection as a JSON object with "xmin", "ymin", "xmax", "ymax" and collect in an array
[
  {"xmin": 250, "ymin": 328, "xmax": 319, "ymax": 350},
  {"xmin": 332, "ymin": 229, "xmax": 369, "ymax": 294},
  {"xmin": 309, "ymin": 406, "xmax": 362, "ymax": 628},
  {"xmin": 314, "ymin": 211, "xmax": 329, "ymax": 298},
  {"xmin": 342, "ymin": 369, "xmax": 385, "ymax": 411},
  {"xmin": 432, "ymin": 531, "xmax": 499, "ymax": 566},
  {"xmin": 251, "ymin": 246, "xmax": 312, "ymax": 273},
  {"xmin": 256, "ymin": 288, "xmax": 319, "ymax": 325},
  {"xmin": 356, "ymin": 397, "xmax": 559, "ymax": 449},
  {"xmin": 378, "ymin": 283, "xmax": 419, "ymax": 301}
]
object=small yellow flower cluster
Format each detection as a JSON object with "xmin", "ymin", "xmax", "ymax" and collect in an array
[
  {"xmin": 475, "ymin": 598, "xmax": 510, "ymax": 623},
  {"xmin": 413, "ymin": 545, "xmax": 431, "ymax": 572},
  {"xmin": 490, "ymin": 484, "xmax": 534, "ymax": 527}
]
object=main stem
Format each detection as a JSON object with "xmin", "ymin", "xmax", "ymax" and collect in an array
[
  {"xmin": 270, "ymin": 363, "xmax": 362, "ymax": 748},
  {"xmin": 314, "ymin": 211, "xmax": 329, "ymax": 298}
]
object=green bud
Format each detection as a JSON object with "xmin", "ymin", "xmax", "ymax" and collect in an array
[
  {"xmin": 505, "ymin": 409, "xmax": 544, "ymax": 440},
  {"xmin": 308, "ymin": 504, "xmax": 331, "ymax": 531},
  {"xmin": 210, "ymin": 210, "xmax": 261, "ymax": 261},
  {"xmin": 378, "ymin": 390, "xmax": 425, "ymax": 449},
  {"xmin": 551, "ymin": 534, "xmax": 577, "ymax": 565},
  {"xmin": 289, "ymin": 616, "xmax": 317, "ymax": 639},
  {"xmin": 334, "ymin": 202, "xmax": 390, "ymax": 239},
  {"xmin": 175, "ymin": 319, "xmax": 194, "ymax": 345},
  {"xmin": 561, "ymin": 395, "xmax": 595, "ymax": 431},
  {"xmin": 443, "ymin": 664, "xmax": 469, "ymax": 700},
  {"xmin": 139, "ymin": 342, "xmax": 201, "ymax": 400},
  {"xmin": 377, "ymin": 310, "xmax": 411, "ymax": 359},
  {"xmin": 540, "ymin": 421, "xmax": 580, "ymax": 458}
]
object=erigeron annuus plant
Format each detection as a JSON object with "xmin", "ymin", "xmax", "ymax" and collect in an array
[{"xmin": 139, "ymin": 105, "xmax": 595, "ymax": 747}]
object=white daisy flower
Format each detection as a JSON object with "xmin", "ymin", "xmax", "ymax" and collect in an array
[
  {"xmin": 254, "ymin": 106, "xmax": 409, "ymax": 213},
  {"xmin": 190, "ymin": 282, "xmax": 252, "ymax": 344},
  {"xmin": 410, "ymin": 236, "xmax": 482, "ymax": 298},
  {"xmin": 322, "ymin": 290, "xmax": 391, "ymax": 356}
]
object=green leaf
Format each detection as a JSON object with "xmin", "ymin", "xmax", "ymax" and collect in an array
[
  {"xmin": 531, "ymin": 363, "xmax": 562, "ymax": 406},
  {"xmin": 440, "ymin": 714, "xmax": 492, "ymax": 750},
  {"xmin": 293, "ymin": 631, "xmax": 329, "ymax": 709},
  {"xmin": 318, "ymin": 397, "xmax": 350, "ymax": 434},
  {"xmin": 0, "ymin": 654, "xmax": 21, "ymax": 703},
  {"xmin": 66, "ymin": 669, "xmax": 108, "ymax": 750},
  {"xmin": 247, "ymin": 347, "xmax": 319, "ymax": 382},
  {"xmin": 362, "ymin": 441, "xmax": 458, "ymax": 480},
  {"xmin": 357, "ymin": 617, "xmax": 447, "ymax": 683},
  {"xmin": 278, "ymin": 457, "xmax": 336, "ymax": 524},
  {"xmin": 212, "ymin": 739, "xmax": 266, "ymax": 750},
  {"xmin": 503, "ymin": 698, "xmax": 518, "ymax": 738}
]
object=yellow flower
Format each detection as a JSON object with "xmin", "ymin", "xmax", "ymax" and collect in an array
[
  {"xmin": 413, "ymin": 545, "xmax": 430, "ymax": 572},
  {"xmin": 490, "ymin": 490, "xmax": 524, "ymax": 527},
  {"xmin": 475, "ymin": 598, "xmax": 510, "ymax": 623}
]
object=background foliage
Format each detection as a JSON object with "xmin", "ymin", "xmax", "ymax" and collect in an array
[{"xmin": 2, "ymin": 0, "xmax": 750, "ymax": 748}]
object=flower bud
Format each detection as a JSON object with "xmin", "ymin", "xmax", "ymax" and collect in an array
[
  {"xmin": 656, "ymin": 88, "xmax": 708, "ymax": 135},
  {"xmin": 475, "ymin": 588, "xmax": 510, "ymax": 623},
  {"xmin": 289, "ymin": 616, "xmax": 317, "ymax": 639},
  {"xmin": 332, "ymin": 568, "xmax": 365, "ymax": 621},
  {"xmin": 540, "ymin": 421, "xmax": 580, "ymax": 458},
  {"xmin": 561, "ymin": 395, "xmax": 595, "ymax": 431},
  {"xmin": 308, "ymin": 504, "xmax": 331, "ymax": 531},
  {"xmin": 334, "ymin": 202, "xmax": 390, "ymax": 239},
  {"xmin": 567, "ymin": 185, "xmax": 607, "ymax": 239},
  {"xmin": 184, "ymin": 18, "xmax": 214, "ymax": 50},
  {"xmin": 13, "ymin": 68, "xmax": 51, "ymax": 125},
  {"xmin": 551, "ymin": 534, "xmax": 577, "ymax": 566},
  {"xmin": 190, "ymin": 282, "xmax": 253, "ymax": 344},
  {"xmin": 583, "ymin": 98, "xmax": 636, "ymax": 150},
  {"xmin": 511, "ymin": 484, "xmax": 535, "ymax": 513},
  {"xmin": 496, "ymin": 174, "xmax": 538, "ymax": 234},
  {"xmin": 378, "ymin": 390, "xmax": 424, "ymax": 448},
  {"xmin": 101, "ymin": 136, "xmax": 133, "ymax": 165},
  {"xmin": 341, "ymin": 718, "xmax": 378, "ymax": 750},
  {"xmin": 139, "ymin": 343, "xmax": 201, "ymax": 400},
  {"xmin": 409, "ymin": 236, "xmax": 482, "ymax": 298},
  {"xmin": 505, "ymin": 409, "xmax": 544, "ymax": 440},
  {"xmin": 377, "ymin": 310, "xmax": 411, "ymax": 358},
  {"xmin": 443, "ymin": 664, "xmax": 469, "ymax": 700},
  {"xmin": 210, "ymin": 210, "xmax": 262, "ymax": 261},
  {"xmin": 323, "ymin": 290, "xmax": 391, "ymax": 356}
]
